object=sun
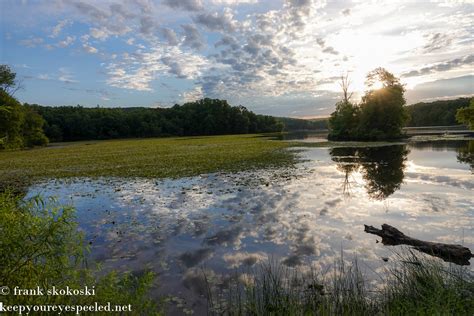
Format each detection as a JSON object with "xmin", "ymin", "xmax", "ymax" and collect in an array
[{"xmin": 370, "ymin": 80, "xmax": 384, "ymax": 90}]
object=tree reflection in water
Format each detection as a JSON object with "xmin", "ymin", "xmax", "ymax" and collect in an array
[
  {"xmin": 329, "ymin": 145, "xmax": 409, "ymax": 200},
  {"xmin": 456, "ymin": 140, "xmax": 473, "ymax": 173}
]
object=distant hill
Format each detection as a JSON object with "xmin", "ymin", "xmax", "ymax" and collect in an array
[
  {"xmin": 405, "ymin": 97, "xmax": 472, "ymax": 127},
  {"xmin": 278, "ymin": 117, "xmax": 329, "ymax": 131}
]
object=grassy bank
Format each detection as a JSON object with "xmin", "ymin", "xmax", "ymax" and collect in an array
[
  {"xmin": 0, "ymin": 134, "xmax": 294, "ymax": 192},
  {"xmin": 207, "ymin": 253, "xmax": 474, "ymax": 315}
]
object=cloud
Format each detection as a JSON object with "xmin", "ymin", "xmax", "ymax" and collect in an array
[
  {"xmin": 211, "ymin": 0, "xmax": 258, "ymax": 4},
  {"xmin": 90, "ymin": 27, "xmax": 111, "ymax": 40},
  {"xmin": 182, "ymin": 86, "xmax": 204, "ymax": 102},
  {"xmin": 402, "ymin": 55, "xmax": 474, "ymax": 77},
  {"xmin": 139, "ymin": 15, "xmax": 156, "ymax": 35},
  {"xmin": 19, "ymin": 37, "xmax": 44, "ymax": 48},
  {"xmin": 405, "ymin": 75, "xmax": 474, "ymax": 103},
  {"xmin": 82, "ymin": 43, "xmax": 98, "ymax": 54},
  {"xmin": 58, "ymin": 67, "xmax": 78, "ymax": 84},
  {"xmin": 162, "ymin": 0, "xmax": 203, "ymax": 11},
  {"xmin": 422, "ymin": 32, "xmax": 453, "ymax": 53},
  {"xmin": 57, "ymin": 36, "xmax": 76, "ymax": 48},
  {"xmin": 50, "ymin": 19, "xmax": 71, "ymax": 38},
  {"xmin": 322, "ymin": 46, "xmax": 339, "ymax": 55},
  {"xmin": 106, "ymin": 46, "xmax": 209, "ymax": 91},
  {"xmin": 194, "ymin": 10, "xmax": 238, "ymax": 32},
  {"xmin": 181, "ymin": 24, "xmax": 206, "ymax": 50},
  {"xmin": 160, "ymin": 28, "xmax": 179, "ymax": 46}
]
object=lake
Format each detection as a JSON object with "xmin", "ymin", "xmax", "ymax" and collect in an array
[{"xmin": 26, "ymin": 138, "xmax": 473, "ymax": 313}]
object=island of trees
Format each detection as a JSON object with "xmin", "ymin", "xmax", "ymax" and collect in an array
[
  {"xmin": 328, "ymin": 68, "xmax": 409, "ymax": 140},
  {"xmin": 329, "ymin": 68, "xmax": 473, "ymax": 140}
]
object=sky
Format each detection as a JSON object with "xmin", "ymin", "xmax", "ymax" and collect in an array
[{"xmin": 0, "ymin": 0, "xmax": 473, "ymax": 118}]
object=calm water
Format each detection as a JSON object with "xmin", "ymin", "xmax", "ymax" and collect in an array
[{"xmin": 27, "ymin": 139, "xmax": 473, "ymax": 313}]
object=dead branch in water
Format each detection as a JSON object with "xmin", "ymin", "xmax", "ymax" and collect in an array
[{"xmin": 364, "ymin": 224, "xmax": 473, "ymax": 266}]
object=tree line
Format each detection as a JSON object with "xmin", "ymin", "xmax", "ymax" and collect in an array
[
  {"xmin": 29, "ymin": 99, "xmax": 283, "ymax": 142},
  {"xmin": 0, "ymin": 64, "xmax": 284, "ymax": 148},
  {"xmin": 405, "ymin": 97, "xmax": 472, "ymax": 127}
]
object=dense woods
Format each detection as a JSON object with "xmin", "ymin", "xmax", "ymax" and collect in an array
[
  {"xmin": 405, "ymin": 97, "xmax": 471, "ymax": 127},
  {"xmin": 29, "ymin": 99, "xmax": 283, "ymax": 142}
]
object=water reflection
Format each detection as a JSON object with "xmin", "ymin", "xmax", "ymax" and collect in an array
[
  {"xmin": 456, "ymin": 140, "xmax": 474, "ymax": 173},
  {"xmin": 329, "ymin": 145, "xmax": 409, "ymax": 200}
]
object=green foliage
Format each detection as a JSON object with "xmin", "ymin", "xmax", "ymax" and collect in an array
[
  {"xmin": 455, "ymin": 98, "xmax": 474, "ymax": 129},
  {"xmin": 0, "ymin": 64, "xmax": 16, "ymax": 93},
  {"xmin": 328, "ymin": 68, "xmax": 408, "ymax": 141},
  {"xmin": 406, "ymin": 97, "xmax": 471, "ymax": 127},
  {"xmin": 0, "ymin": 192, "xmax": 161, "ymax": 315},
  {"xmin": 0, "ymin": 65, "xmax": 49, "ymax": 150},
  {"xmin": 328, "ymin": 101, "xmax": 359, "ymax": 140},
  {"xmin": 0, "ymin": 90, "xmax": 24, "ymax": 149},
  {"xmin": 384, "ymin": 252, "xmax": 474, "ymax": 315},
  {"xmin": 22, "ymin": 107, "xmax": 49, "ymax": 147},
  {"xmin": 31, "ymin": 98, "xmax": 283, "ymax": 142},
  {"xmin": 356, "ymin": 68, "xmax": 408, "ymax": 140}
]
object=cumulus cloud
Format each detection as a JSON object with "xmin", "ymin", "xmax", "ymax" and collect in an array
[
  {"xmin": 106, "ymin": 45, "xmax": 209, "ymax": 91},
  {"xmin": 211, "ymin": 0, "xmax": 258, "ymax": 4},
  {"xmin": 194, "ymin": 10, "xmax": 238, "ymax": 32},
  {"xmin": 181, "ymin": 24, "xmax": 206, "ymax": 50},
  {"xmin": 57, "ymin": 36, "xmax": 75, "ymax": 48},
  {"xmin": 162, "ymin": 0, "xmax": 203, "ymax": 11},
  {"xmin": 182, "ymin": 86, "xmax": 204, "ymax": 102},
  {"xmin": 7, "ymin": 0, "xmax": 473, "ymax": 115},
  {"xmin": 160, "ymin": 28, "xmax": 179, "ymax": 46}
]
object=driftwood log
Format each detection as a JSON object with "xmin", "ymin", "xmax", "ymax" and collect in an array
[{"xmin": 364, "ymin": 224, "xmax": 473, "ymax": 266}]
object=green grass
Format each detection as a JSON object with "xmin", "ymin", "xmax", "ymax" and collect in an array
[
  {"xmin": 0, "ymin": 134, "xmax": 294, "ymax": 192},
  {"xmin": 206, "ymin": 253, "xmax": 474, "ymax": 316}
]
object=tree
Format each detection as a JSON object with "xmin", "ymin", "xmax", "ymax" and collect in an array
[
  {"xmin": 455, "ymin": 98, "xmax": 474, "ymax": 130},
  {"xmin": 0, "ymin": 65, "xmax": 49, "ymax": 150},
  {"xmin": 328, "ymin": 74, "xmax": 359, "ymax": 140},
  {"xmin": 0, "ymin": 65, "xmax": 17, "ymax": 94},
  {"xmin": 22, "ymin": 107, "xmax": 49, "ymax": 147},
  {"xmin": 357, "ymin": 68, "xmax": 408, "ymax": 140},
  {"xmin": 0, "ymin": 90, "xmax": 24, "ymax": 149}
]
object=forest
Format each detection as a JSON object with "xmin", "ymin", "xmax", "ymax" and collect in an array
[
  {"xmin": 29, "ymin": 99, "xmax": 283, "ymax": 142},
  {"xmin": 405, "ymin": 97, "xmax": 471, "ymax": 127}
]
